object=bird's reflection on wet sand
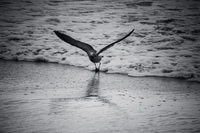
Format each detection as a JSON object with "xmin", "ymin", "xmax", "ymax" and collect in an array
[
  {"xmin": 85, "ymin": 72, "xmax": 117, "ymax": 105},
  {"xmin": 50, "ymin": 71, "xmax": 117, "ymax": 114},
  {"xmin": 86, "ymin": 72, "xmax": 100, "ymax": 98}
]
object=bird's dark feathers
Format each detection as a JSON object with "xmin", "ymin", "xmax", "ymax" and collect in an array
[
  {"xmin": 54, "ymin": 31, "xmax": 96, "ymax": 56},
  {"xmin": 54, "ymin": 29, "xmax": 134, "ymax": 56},
  {"xmin": 97, "ymin": 29, "xmax": 134, "ymax": 55}
]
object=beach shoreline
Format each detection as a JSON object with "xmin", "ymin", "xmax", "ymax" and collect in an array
[{"xmin": 0, "ymin": 60, "xmax": 200, "ymax": 133}]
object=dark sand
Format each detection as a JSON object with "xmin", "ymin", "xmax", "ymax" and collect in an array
[{"xmin": 0, "ymin": 60, "xmax": 200, "ymax": 133}]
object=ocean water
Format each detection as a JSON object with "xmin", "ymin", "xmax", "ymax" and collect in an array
[{"xmin": 0, "ymin": 0, "xmax": 200, "ymax": 82}]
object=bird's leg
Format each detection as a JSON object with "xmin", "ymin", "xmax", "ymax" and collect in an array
[
  {"xmin": 94, "ymin": 63, "xmax": 99, "ymax": 73},
  {"xmin": 94, "ymin": 63, "xmax": 97, "ymax": 69},
  {"xmin": 98, "ymin": 62, "xmax": 101, "ymax": 71},
  {"xmin": 94, "ymin": 63, "xmax": 98, "ymax": 72}
]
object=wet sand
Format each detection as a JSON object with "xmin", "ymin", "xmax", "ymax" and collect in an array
[{"xmin": 0, "ymin": 60, "xmax": 200, "ymax": 133}]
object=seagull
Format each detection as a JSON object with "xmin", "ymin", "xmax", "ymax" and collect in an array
[{"xmin": 54, "ymin": 29, "xmax": 134, "ymax": 72}]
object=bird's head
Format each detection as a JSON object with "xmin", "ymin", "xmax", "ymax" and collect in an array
[{"xmin": 99, "ymin": 55, "xmax": 103, "ymax": 59}]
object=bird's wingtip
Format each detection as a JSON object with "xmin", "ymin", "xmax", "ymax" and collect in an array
[
  {"xmin": 53, "ymin": 30, "xmax": 64, "ymax": 36},
  {"xmin": 54, "ymin": 30, "xmax": 59, "ymax": 34},
  {"xmin": 127, "ymin": 29, "xmax": 135, "ymax": 36}
]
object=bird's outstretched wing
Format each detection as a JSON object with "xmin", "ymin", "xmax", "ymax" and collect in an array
[
  {"xmin": 97, "ymin": 29, "xmax": 134, "ymax": 55},
  {"xmin": 54, "ymin": 31, "xmax": 96, "ymax": 55}
]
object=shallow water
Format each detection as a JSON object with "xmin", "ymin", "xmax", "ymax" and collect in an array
[
  {"xmin": 0, "ymin": 0, "xmax": 200, "ymax": 81},
  {"xmin": 0, "ymin": 61, "xmax": 200, "ymax": 133}
]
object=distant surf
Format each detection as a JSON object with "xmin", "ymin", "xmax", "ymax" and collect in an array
[{"xmin": 0, "ymin": 0, "xmax": 199, "ymax": 82}]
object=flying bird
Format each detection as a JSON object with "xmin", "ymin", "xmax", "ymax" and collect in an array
[{"xmin": 54, "ymin": 29, "xmax": 134, "ymax": 72}]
